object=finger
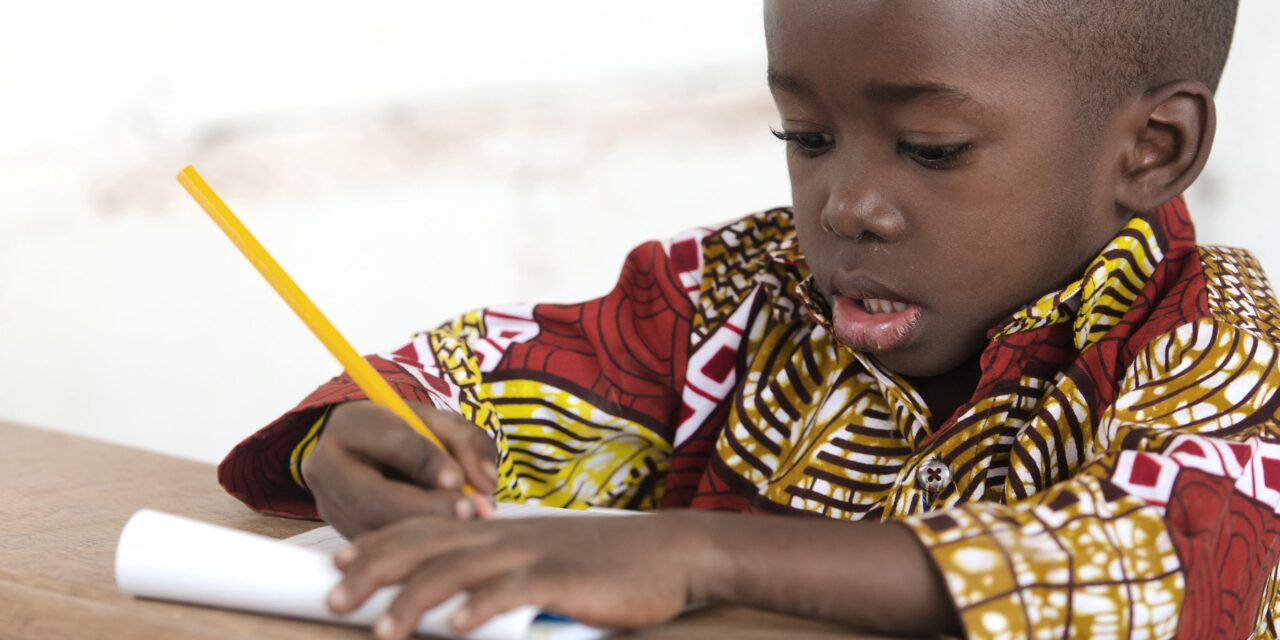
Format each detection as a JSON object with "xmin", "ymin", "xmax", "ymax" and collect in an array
[
  {"xmin": 456, "ymin": 566, "xmax": 683, "ymax": 632},
  {"xmin": 379, "ymin": 548, "xmax": 530, "ymax": 640},
  {"xmin": 415, "ymin": 406, "xmax": 501, "ymax": 494},
  {"xmin": 330, "ymin": 517, "xmax": 488, "ymax": 613},
  {"xmin": 335, "ymin": 403, "xmax": 469, "ymax": 493},
  {"xmin": 449, "ymin": 571, "xmax": 548, "ymax": 635},
  {"xmin": 313, "ymin": 452, "xmax": 466, "ymax": 537},
  {"xmin": 470, "ymin": 492, "xmax": 497, "ymax": 520}
]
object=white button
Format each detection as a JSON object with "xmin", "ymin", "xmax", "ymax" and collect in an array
[{"xmin": 916, "ymin": 458, "xmax": 951, "ymax": 494}]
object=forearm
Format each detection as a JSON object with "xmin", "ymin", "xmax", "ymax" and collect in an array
[{"xmin": 685, "ymin": 512, "xmax": 962, "ymax": 637}]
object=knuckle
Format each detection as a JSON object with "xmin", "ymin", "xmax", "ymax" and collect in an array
[
  {"xmin": 420, "ymin": 492, "xmax": 460, "ymax": 517},
  {"xmin": 428, "ymin": 409, "xmax": 473, "ymax": 436},
  {"xmin": 356, "ymin": 498, "xmax": 391, "ymax": 531},
  {"xmin": 400, "ymin": 571, "xmax": 441, "ymax": 608},
  {"xmin": 472, "ymin": 577, "xmax": 522, "ymax": 613},
  {"xmin": 390, "ymin": 423, "xmax": 424, "ymax": 453},
  {"xmin": 467, "ymin": 430, "xmax": 497, "ymax": 456},
  {"xmin": 355, "ymin": 554, "xmax": 400, "ymax": 588},
  {"xmin": 409, "ymin": 445, "xmax": 441, "ymax": 485}
]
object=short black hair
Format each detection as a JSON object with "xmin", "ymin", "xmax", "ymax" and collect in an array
[{"xmin": 995, "ymin": 0, "xmax": 1239, "ymax": 112}]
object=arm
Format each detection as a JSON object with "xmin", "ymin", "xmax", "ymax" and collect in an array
[
  {"xmin": 218, "ymin": 236, "xmax": 698, "ymax": 529},
  {"xmin": 326, "ymin": 508, "xmax": 961, "ymax": 639},
  {"xmin": 899, "ymin": 318, "xmax": 1280, "ymax": 638},
  {"xmin": 695, "ymin": 514, "xmax": 963, "ymax": 636}
]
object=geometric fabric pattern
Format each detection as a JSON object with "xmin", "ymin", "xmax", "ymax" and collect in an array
[{"xmin": 219, "ymin": 195, "xmax": 1280, "ymax": 638}]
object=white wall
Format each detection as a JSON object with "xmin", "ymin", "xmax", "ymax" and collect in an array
[{"xmin": 1, "ymin": 1, "xmax": 1275, "ymax": 464}]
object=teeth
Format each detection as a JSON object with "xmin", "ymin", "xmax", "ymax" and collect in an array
[{"xmin": 862, "ymin": 298, "xmax": 907, "ymax": 314}]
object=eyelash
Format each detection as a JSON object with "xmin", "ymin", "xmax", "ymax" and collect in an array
[
  {"xmin": 769, "ymin": 127, "xmax": 972, "ymax": 170},
  {"xmin": 770, "ymin": 127, "xmax": 833, "ymax": 157},
  {"xmin": 898, "ymin": 141, "xmax": 972, "ymax": 170}
]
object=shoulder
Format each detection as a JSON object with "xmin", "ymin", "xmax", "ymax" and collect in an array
[
  {"xmin": 698, "ymin": 206, "xmax": 798, "ymax": 257},
  {"xmin": 1197, "ymin": 245, "xmax": 1280, "ymax": 344},
  {"xmin": 682, "ymin": 207, "xmax": 805, "ymax": 338},
  {"xmin": 677, "ymin": 207, "xmax": 799, "ymax": 285},
  {"xmin": 1102, "ymin": 249, "xmax": 1280, "ymax": 437},
  {"xmin": 1111, "ymin": 314, "xmax": 1280, "ymax": 438}
]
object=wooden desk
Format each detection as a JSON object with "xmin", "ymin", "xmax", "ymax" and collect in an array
[{"xmin": 0, "ymin": 421, "xmax": 887, "ymax": 639}]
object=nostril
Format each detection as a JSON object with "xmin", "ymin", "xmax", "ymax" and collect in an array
[
  {"xmin": 821, "ymin": 215, "xmax": 888, "ymax": 243},
  {"xmin": 820, "ymin": 215, "xmax": 852, "ymax": 240}
]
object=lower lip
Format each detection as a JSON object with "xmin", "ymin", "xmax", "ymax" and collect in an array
[{"xmin": 831, "ymin": 296, "xmax": 923, "ymax": 353}]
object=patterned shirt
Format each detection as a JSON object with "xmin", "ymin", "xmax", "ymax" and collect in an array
[{"xmin": 221, "ymin": 196, "xmax": 1280, "ymax": 638}]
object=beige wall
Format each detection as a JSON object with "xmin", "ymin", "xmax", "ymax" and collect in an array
[{"xmin": 1, "ymin": 1, "xmax": 1275, "ymax": 463}]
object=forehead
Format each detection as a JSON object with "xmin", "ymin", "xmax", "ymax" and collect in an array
[{"xmin": 763, "ymin": 0, "xmax": 1067, "ymax": 111}]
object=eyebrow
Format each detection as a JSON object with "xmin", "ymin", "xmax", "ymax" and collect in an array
[
  {"xmin": 766, "ymin": 69, "xmax": 815, "ymax": 98},
  {"xmin": 767, "ymin": 68, "xmax": 985, "ymax": 110},
  {"xmin": 864, "ymin": 81, "xmax": 981, "ymax": 109}
]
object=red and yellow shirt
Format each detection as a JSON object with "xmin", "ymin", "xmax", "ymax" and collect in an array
[{"xmin": 221, "ymin": 196, "xmax": 1280, "ymax": 638}]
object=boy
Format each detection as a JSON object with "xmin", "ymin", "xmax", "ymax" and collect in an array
[{"xmin": 219, "ymin": 1, "xmax": 1280, "ymax": 638}]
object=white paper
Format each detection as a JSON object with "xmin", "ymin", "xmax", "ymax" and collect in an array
[{"xmin": 115, "ymin": 509, "xmax": 537, "ymax": 640}]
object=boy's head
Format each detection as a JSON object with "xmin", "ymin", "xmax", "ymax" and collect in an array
[{"xmin": 763, "ymin": 0, "xmax": 1238, "ymax": 378}]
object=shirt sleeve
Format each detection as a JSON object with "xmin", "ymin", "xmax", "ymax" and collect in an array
[
  {"xmin": 899, "ymin": 318, "xmax": 1280, "ymax": 639},
  {"xmin": 217, "ymin": 238, "xmax": 698, "ymax": 519}
]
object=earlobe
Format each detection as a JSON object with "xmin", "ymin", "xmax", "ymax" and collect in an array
[{"xmin": 1114, "ymin": 80, "xmax": 1216, "ymax": 213}]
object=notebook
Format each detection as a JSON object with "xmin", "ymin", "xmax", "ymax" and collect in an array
[{"xmin": 115, "ymin": 503, "xmax": 636, "ymax": 639}]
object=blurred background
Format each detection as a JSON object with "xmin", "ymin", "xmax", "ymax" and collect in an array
[{"xmin": 1, "ymin": 1, "xmax": 1276, "ymax": 464}]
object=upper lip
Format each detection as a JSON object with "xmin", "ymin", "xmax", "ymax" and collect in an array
[{"xmin": 827, "ymin": 273, "xmax": 913, "ymax": 304}]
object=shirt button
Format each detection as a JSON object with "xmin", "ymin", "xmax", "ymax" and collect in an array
[{"xmin": 916, "ymin": 458, "xmax": 952, "ymax": 494}]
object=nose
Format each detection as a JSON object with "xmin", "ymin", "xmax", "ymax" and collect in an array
[{"xmin": 820, "ymin": 168, "xmax": 905, "ymax": 243}]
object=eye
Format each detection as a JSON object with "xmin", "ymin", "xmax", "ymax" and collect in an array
[
  {"xmin": 898, "ymin": 141, "xmax": 972, "ymax": 170},
  {"xmin": 771, "ymin": 127, "xmax": 834, "ymax": 157}
]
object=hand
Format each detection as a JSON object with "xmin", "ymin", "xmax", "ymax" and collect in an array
[
  {"xmin": 300, "ymin": 400, "xmax": 499, "ymax": 537},
  {"xmin": 326, "ymin": 512, "xmax": 717, "ymax": 639}
]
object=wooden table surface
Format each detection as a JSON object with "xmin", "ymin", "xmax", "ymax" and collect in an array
[{"xmin": 0, "ymin": 420, "xmax": 889, "ymax": 639}]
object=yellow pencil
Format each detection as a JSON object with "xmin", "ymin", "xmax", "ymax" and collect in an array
[{"xmin": 177, "ymin": 165, "xmax": 481, "ymax": 501}]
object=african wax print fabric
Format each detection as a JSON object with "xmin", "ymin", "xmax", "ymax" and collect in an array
[{"xmin": 220, "ymin": 196, "xmax": 1280, "ymax": 638}]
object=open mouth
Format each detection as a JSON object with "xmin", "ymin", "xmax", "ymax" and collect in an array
[
  {"xmin": 830, "ymin": 295, "xmax": 923, "ymax": 353},
  {"xmin": 858, "ymin": 298, "xmax": 911, "ymax": 314}
]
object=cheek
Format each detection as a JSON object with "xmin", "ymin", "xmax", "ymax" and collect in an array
[
  {"xmin": 915, "ymin": 147, "xmax": 1075, "ymax": 264},
  {"xmin": 786, "ymin": 159, "xmax": 829, "ymax": 250},
  {"xmin": 786, "ymin": 158, "xmax": 824, "ymax": 214}
]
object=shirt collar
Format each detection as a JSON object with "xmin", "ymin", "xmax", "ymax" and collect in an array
[
  {"xmin": 772, "ymin": 197, "xmax": 1194, "ymax": 353},
  {"xmin": 768, "ymin": 197, "xmax": 1195, "ymax": 441},
  {"xmin": 987, "ymin": 199, "xmax": 1194, "ymax": 349},
  {"xmin": 779, "ymin": 242, "xmax": 937, "ymax": 433}
]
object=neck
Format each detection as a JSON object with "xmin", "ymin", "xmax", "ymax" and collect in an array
[{"xmin": 902, "ymin": 353, "xmax": 984, "ymax": 429}]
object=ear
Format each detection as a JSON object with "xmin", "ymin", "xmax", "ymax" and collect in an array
[{"xmin": 1113, "ymin": 80, "xmax": 1216, "ymax": 213}]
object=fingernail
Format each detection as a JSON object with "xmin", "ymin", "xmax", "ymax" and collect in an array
[
  {"xmin": 455, "ymin": 497, "xmax": 474, "ymax": 519},
  {"xmin": 328, "ymin": 586, "xmax": 349, "ymax": 610},
  {"xmin": 335, "ymin": 545, "xmax": 357, "ymax": 565},
  {"xmin": 482, "ymin": 459, "xmax": 499, "ymax": 482},
  {"xmin": 476, "ymin": 495, "xmax": 497, "ymax": 519},
  {"xmin": 438, "ymin": 468, "xmax": 461, "ymax": 489},
  {"xmin": 374, "ymin": 615, "xmax": 396, "ymax": 639},
  {"xmin": 451, "ymin": 606, "xmax": 472, "ymax": 630}
]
